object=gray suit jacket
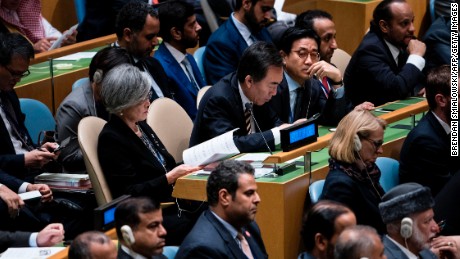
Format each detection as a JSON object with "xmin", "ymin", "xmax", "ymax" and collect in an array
[
  {"xmin": 383, "ymin": 235, "xmax": 437, "ymax": 259},
  {"xmin": 0, "ymin": 231, "xmax": 30, "ymax": 252},
  {"xmin": 55, "ymin": 81, "xmax": 99, "ymax": 172}
]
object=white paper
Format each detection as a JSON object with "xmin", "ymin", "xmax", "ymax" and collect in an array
[
  {"xmin": 191, "ymin": 169, "xmax": 211, "ymax": 176},
  {"xmin": 254, "ymin": 168, "xmax": 277, "ymax": 178},
  {"xmin": 18, "ymin": 190, "xmax": 41, "ymax": 201},
  {"xmin": 236, "ymin": 153, "xmax": 270, "ymax": 162},
  {"xmin": 54, "ymin": 52, "xmax": 97, "ymax": 61},
  {"xmin": 49, "ymin": 24, "xmax": 78, "ymax": 50},
  {"xmin": 0, "ymin": 247, "xmax": 65, "ymax": 258},
  {"xmin": 183, "ymin": 129, "xmax": 240, "ymax": 166}
]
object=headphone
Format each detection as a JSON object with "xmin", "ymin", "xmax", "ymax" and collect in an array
[
  {"xmin": 121, "ymin": 225, "xmax": 136, "ymax": 246},
  {"xmin": 93, "ymin": 69, "xmax": 103, "ymax": 84},
  {"xmin": 400, "ymin": 217, "xmax": 413, "ymax": 239},
  {"xmin": 353, "ymin": 134, "xmax": 362, "ymax": 152}
]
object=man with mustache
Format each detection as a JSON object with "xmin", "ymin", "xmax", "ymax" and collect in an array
[
  {"xmin": 176, "ymin": 160, "xmax": 267, "ymax": 259},
  {"xmin": 203, "ymin": 0, "xmax": 275, "ymax": 84},
  {"xmin": 344, "ymin": 0, "xmax": 426, "ymax": 107},
  {"xmin": 115, "ymin": 197, "xmax": 168, "ymax": 259},
  {"xmin": 378, "ymin": 183, "xmax": 457, "ymax": 259}
]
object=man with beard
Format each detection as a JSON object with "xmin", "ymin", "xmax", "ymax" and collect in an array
[
  {"xmin": 114, "ymin": 1, "xmax": 173, "ymax": 102},
  {"xmin": 378, "ymin": 183, "xmax": 454, "ymax": 259},
  {"xmin": 203, "ymin": 0, "xmax": 275, "ymax": 85},
  {"xmin": 176, "ymin": 160, "xmax": 267, "ymax": 259},
  {"xmin": 154, "ymin": 1, "xmax": 205, "ymax": 120},
  {"xmin": 399, "ymin": 65, "xmax": 460, "ymax": 196},
  {"xmin": 344, "ymin": 0, "xmax": 426, "ymax": 107},
  {"xmin": 298, "ymin": 200, "xmax": 357, "ymax": 259},
  {"xmin": 115, "ymin": 197, "xmax": 168, "ymax": 259}
]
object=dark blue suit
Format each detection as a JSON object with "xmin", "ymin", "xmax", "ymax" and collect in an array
[
  {"xmin": 190, "ymin": 72, "xmax": 283, "ymax": 153},
  {"xmin": 344, "ymin": 28, "xmax": 424, "ymax": 106},
  {"xmin": 176, "ymin": 210, "xmax": 268, "ymax": 259},
  {"xmin": 203, "ymin": 17, "xmax": 272, "ymax": 85},
  {"xmin": 399, "ymin": 112, "xmax": 460, "ymax": 196},
  {"xmin": 423, "ymin": 16, "xmax": 451, "ymax": 72},
  {"xmin": 382, "ymin": 235, "xmax": 437, "ymax": 259},
  {"xmin": 154, "ymin": 43, "xmax": 206, "ymax": 120}
]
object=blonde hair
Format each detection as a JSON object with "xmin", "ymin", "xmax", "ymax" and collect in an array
[{"xmin": 329, "ymin": 109, "xmax": 386, "ymax": 164}]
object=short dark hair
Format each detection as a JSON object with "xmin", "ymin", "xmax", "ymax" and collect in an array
[
  {"xmin": 236, "ymin": 41, "xmax": 283, "ymax": 83},
  {"xmin": 115, "ymin": 197, "xmax": 160, "ymax": 240},
  {"xmin": 206, "ymin": 160, "xmax": 255, "ymax": 206},
  {"xmin": 279, "ymin": 27, "xmax": 321, "ymax": 55},
  {"xmin": 115, "ymin": 1, "xmax": 158, "ymax": 39},
  {"xmin": 426, "ymin": 65, "xmax": 451, "ymax": 110},
  {"xmin": 334, "ymin": 225, "xmax": 380, "ymax": 259},
  {"xmin": 295, "ymin": 9, "xmax": 333, "ymax": 31},
  {"xmin": 157, "ymin": 0, "xmax": 194, "ymax": 42},
  {"xmin": 235, "ymin": 0, "xmax": 260, "ymax": 11},
  {"xmin": 301, "ymin": 200, "xmax": 352, "ymax": 251},
  {"xmin": 370, "ymin": 0, "xmax": 406, "ymax": 33},
  {"xmin": 88, "ymin": 47, "xmax": 132, "ymax": 83},
  {"xmin": 68, "ymin": 231, "xmax": 112, "ymax": 259},
  {"xmin": 0, "ymin": 33, "xmax": 34, "ymax": 66}
]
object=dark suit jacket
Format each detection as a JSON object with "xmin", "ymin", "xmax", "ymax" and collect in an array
[
  {"xmin": 0, "ymin": 230, "xmax": 30, "ymax": 252},
  {"xmin": 190, "ymin": 73, "xmax": 283, "ymax": 153},
  {"xmin": 154, "ymin": 43, "xmax": 206, "ymax": 120},
  {"xmin": 0, "ymin": 90, "xmax": 34, "ymax": 178},
  {"xmin": 176, "ymin": 210, "xmax": 267, "ymax": 259},
  {"xmin": 203, "ymin": 17, "xmax": 272, "ymax": 85},
  {"xmin": 135, "ymin": 56, "xmax": 174, "ymax": 101},
  {"xmin": 117, "ymin": 247, "xmax": 167, "ymax": 259},
  {"xmin": 269, "ymin": 75, "xmax": 351, "ymax": 126},
  {"xmin": 382, "ymin": 235, "xmax": 437, "ymax": 259},
  {"xmin": 423, "ymin": 16, "xmax": 451, "ymax": 72},
  {"xmin": 320, "ymin": 166, "xmax": 386, "ymax": 234},
  {"xmin": 97, "ymin": 116, "xmax": 176, "ymax": 201},
  {"xmin": 344, "ymin": 29, "xmax": 424, "ymax": 106},
  {"xmin": 399, "ymin": 112, "xmax": 459, "ymax": 196}
]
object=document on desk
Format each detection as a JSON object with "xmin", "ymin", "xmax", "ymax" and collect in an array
[
  {"xmin": 49, "ymin": 24, "xmax": 78, "ymax": 50},
  {"xmin": 183, "ymin": 129, "xmax": 240, "ymax": 166},
  {"xmin": 0, "ymin": 247, "xmax": 65, "ymax": 258}
]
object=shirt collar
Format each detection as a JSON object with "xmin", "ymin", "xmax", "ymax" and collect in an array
[
  {"xmin": 285, "ymin": 71, "xmax": 301, "ymax": 93},
  {"xmin": 231, "ymin": 13, "xmax": 253, "ymax": 44},
  {"xmin": 211, "ymin": 211, "xmax": 239, "ymax": 240},
  {"xmin": 431, "ymin": 111, "xmax": 451, "ymax": 134},
  {"xmin": 384, "ymin": 39, "xmax": 400, "ymax": 64},
  {"xmin": 120, "ymin": 245, "xmax": 150, "ymax": 259},
  {"xmin": 164, "ymin": 42, "xmax": 187, "ymax": 64},
  {"xmin": 238, "ymin": 81, "xmax": 252, "ymax": 109},
  {"xmin": 386, "ymin": 235, "xmax": 418, "ymax": 259}
]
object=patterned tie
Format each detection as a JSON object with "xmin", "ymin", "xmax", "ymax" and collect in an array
[
  {"xmin": 244, "ymin": 107, "xmax": 252, "ymax": 134},
  {"xmin": 237, "ymin": 232, "xmax": 254, "ymax": 259},
  {"xmin": 182, "ymin": 57, "xmax": 200, "ymax": 93},
  {"xmin": 321, "ymin": 77, "xmax": 330, "ymax": 98}
]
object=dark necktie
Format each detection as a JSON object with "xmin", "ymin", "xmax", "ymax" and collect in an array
[
  {"xmin": 397, "ymin": 50, "xmax": 407, "ymax": 70},
  {"xmin": 293, "ymin": 87, "xmax": 305, "ymax": 122},
  {"xmin": 244, "ymin": 107, "xmax": 251, "ymax": 134}
]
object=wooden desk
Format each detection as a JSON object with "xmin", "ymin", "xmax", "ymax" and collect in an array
[
  {"xmin": 282, "ymin": 0, "xmax": 428, "ymax": 55},
  {"xmin": 172, "ymin": 98, "xmax": 428, "ymax": 259}
]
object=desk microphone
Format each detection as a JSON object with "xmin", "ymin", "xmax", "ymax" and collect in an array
[{"xmin": 245, "ymin": 103, "xmax": 283, "ymax": 175}]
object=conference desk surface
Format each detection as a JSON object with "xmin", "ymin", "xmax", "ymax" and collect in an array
[{"xmin": 172, "ymin": 97, "xmax": 428, "ymax": 259}]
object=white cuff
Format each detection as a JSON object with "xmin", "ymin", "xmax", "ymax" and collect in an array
[
  {"xmin": 406, "ymin": 54, "xmax": 425, "ymax": 71},
  {"xmin": 271, "ymin": 127, "xmax": 281, "ymax": 145},
  {"xmin": 29, "ymin": 232, "xmax": 38, "ymax": 247},
  {"xmin": 332, "ymin": 85, "xmax": 345, "ymax": 99},
  {"xmin": 19, "ymin": 183, "xmax": 30, "ymax": 194}
]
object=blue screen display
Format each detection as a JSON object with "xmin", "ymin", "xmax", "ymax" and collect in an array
[
  {"xmin": 289, "ymin": 123, "xmax": 315, "ymax": 143},
  {"xmin": 104, "ymin": 207, "xmax": 116, "ymax": 225}
]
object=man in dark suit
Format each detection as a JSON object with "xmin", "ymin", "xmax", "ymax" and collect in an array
[
  {"xmin": 155, "ymin": 1, "xmax": 206, "ymax": 120},
  {"xmin": 203, "ymin": 0, "xmax": 274, "ymax": 84},
  {"xmin": 0, "ymin": 223, "xmax": 64, "ymax": 253},
  {"xmin": 115, "ymin": 197, "xmax": 167, "ymax": 259},
  {"xmin": 270, "ymin": 27, "xmax": 373, "ymax": 126},
  {"xmin": 177, "ymin": 160, "xmax": 267, "ymax": 259},
  {"xmin": 399, "ymin": 65, "xmax": 459, "ymax": 196},
  {"xmin": 190, "ymin": 42, "xmax": 290, "ymax": 153},
  {"xmin": 114, "ymin": 1, "xmax": 173, "ymax": 101},
  {"xmin": 344, "ymin": 0, "xmax": 426, "ymax": 106}
]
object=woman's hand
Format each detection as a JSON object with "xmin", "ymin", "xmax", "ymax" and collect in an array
[
  {"xmin": 431, "ymin": 236, "xmax": 460, "ymax": 259},
  {"xmin": 166, "ymin": 164, "xmax": 203, "ymax": 184}
]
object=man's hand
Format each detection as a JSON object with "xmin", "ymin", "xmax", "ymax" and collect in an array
[
  {"xmin": 0, "ymin": 185, "xmax": 24, "ymax": 218},
  {"xmin": 24, "ymin": 149, "xmax": 57, "ymax": 169},
  {"xmin": 61, "ymin": 30, "xmax": 77, "ymax": 47},
  {"xmin": 36, "ymin": 223, "xmax": 65, "ymax": 247},
  {"xmin": 41, "ymin": 142, "xmax": 59, "ymax": 153},
  {"xmin": 306, "ymin": 61, "xmax": 342, "ymax": 83},
  {"xmin": 431, "ymin": 236, "xmax": 460, "ymax": 259},
  {"xmin": 354, "ymin": 102, "xmax": 375, "ymax": 111},
  {"xmin": 407, "ymin": 39, "xmax": 426, "ymax": 57},
  {"xmin": 33, "ymin": 37, "xmax": 57, "ymax": 53},
  {"xmin": 27, "ymin": 184, "xmax": 53, "ymax": 202}
]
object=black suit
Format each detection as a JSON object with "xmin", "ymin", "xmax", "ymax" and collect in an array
[
  {"xmin": 190, "ymin": 72, "xmax": 283, "ymax": 153},
  {"xmin": 344, "ymin": 28, "xmax": 424, "ymax": 106},
  {"xmin": 135, "ymin": 57, "xmax": 174, "ymax": 100},
  {"xmin": 0, "ymin": 230, "xmax": 31, "ymax": 253},
  {"xmin": 117, "ymin": 247, "xmax": 167, "ymax": 259},
  {"xmin": 176, "ymin": 210, "xmax": 268, "ymax": 259},
  {"xmin": 269, "ymin": 75, "xmax": 351, "ymax": 126}
]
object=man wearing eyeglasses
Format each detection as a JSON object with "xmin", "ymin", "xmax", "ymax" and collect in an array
[{"xmin": 270, "ymin": 27, "xmax": 372, "ymax": 126}]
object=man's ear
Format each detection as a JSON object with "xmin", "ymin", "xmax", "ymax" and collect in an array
[
  {"xmin": 379, "ymin": 20, "xmax": 389, "ymax": 34},
  {"xmin": 435, "ymin": 93, "xmax": 448, "ymax": 108},
  {"xmin": 170, "ymin": 27, "xmax": 182, "ymax": 41},
  {"xmin": 122, "ymin": 28, "xmax": 133, "ymax": 43},
  {"xmin": 244, "ymin": 75, "xmax": 253, "ymax": 89},
  {"xmin": 315, "ymin": 233, "xmax": 328, "ymax": 252},
  {"xmin": 242, "ymin": 0, "xmax": 252, "ymax": 11},
  {"xmin": 280, "ymin": 50, "xmax": 287, "ymax": 65},
  {"xmin": 218, "ymin": 189, "xmax": 231, "ymax": 207}
]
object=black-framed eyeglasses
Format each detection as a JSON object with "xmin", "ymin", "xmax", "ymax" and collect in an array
[
  {"xmin": 364, "ymin": 138, "xmax": 384, "ymax": 150},
  {"xmin": 292, "ymin": 50, "xmax": 320, "ymax": 61},
  {"xmin": 4, "ymin": 65, "xmax": 30, "ymax": 78}
]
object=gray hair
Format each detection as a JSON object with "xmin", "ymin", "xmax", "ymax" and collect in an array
[
  {"xmin": 100, "ymin": 64, "xmax": 151, "ymax": 114},
  {"xmin": 334, "ymin": 225, "xmax": 380, "ymax": 259}
]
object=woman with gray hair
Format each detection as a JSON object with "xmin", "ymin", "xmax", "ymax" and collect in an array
[
  {"xmin": 320, "ymin": 109, "xmax": 388, "ymax": 234},
  {"xmin": 97, "ymin": 64, "xmax": 202, "ymax": 245}
]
